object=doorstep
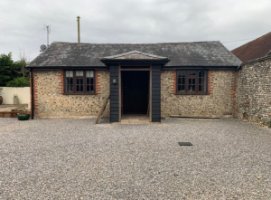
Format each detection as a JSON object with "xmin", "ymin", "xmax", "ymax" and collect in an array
[{"xmin": 120, "ymin": 115, "xmax": 150, "ymax": 124}]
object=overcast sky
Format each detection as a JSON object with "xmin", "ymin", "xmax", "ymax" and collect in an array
[{"xmin": 0, "ymin": 0, "xmax": 270, "ymax": 61}]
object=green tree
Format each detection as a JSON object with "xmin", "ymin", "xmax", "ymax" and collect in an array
[
  {"xmin": 0, "ymin": 65, "xmax": 12, "ymax": 86},
  {"xmin": 0, "ymin": 53, "xmax": 13, "ymax": 66},
  {"xmin": 6, "ymin": 77, "xmax": 29, "ymax": 87},
  {"xmin": 13, "ymin": 58, "xmax": 28, "ymax": 77},
  {"xmin": 0, "ymin": 53, "xmax": 29, "ymax": 87},
  {"xmin": 0, "ymin": 53, "xmax": 13, "ymax": 86}
]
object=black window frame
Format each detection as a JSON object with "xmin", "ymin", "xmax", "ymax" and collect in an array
[
  {"xmin": 176, "ymin": 70, "xmax": 208, "ymax": 95},
  {"xmin": 64, "ymin": 70, "xmax": 95, "ymax": 95}
]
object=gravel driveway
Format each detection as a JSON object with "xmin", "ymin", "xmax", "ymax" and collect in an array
[{"xmin": 0, "ymin": 118, "xmax": 271, "ymax": 199}]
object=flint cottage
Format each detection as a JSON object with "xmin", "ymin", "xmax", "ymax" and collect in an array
[{"xmin": 27, "ymin": 41, "xmax": 241, "ymax": 122}]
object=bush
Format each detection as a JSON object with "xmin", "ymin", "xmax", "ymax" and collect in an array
[
  {"xmin": 0, "ymin": 53, "xmax": 29, "ymax": 86},
  {"xmin": 6, "ymin": 77, "xmax": 30, "ymax": 87}
]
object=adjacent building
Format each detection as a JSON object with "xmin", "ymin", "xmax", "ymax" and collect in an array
[{"xmin": 232, "ymin": 32, "xmax": 271, "ymax": 126}]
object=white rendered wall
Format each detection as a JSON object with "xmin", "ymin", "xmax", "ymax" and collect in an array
[{"xmin": 0, "ymin": 87, "xmax": 31, "ymax": 109}]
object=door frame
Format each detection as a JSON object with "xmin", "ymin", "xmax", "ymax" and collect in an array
[{"xmin": 119, "ymin": 67, "xmax": 151, "ymax": 121}]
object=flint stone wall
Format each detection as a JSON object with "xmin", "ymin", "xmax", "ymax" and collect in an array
[
  {"xmin": 34, "ymin": 69, "xmax": 239, "ymax": 120},
  {"xmin": 33, "ymin": 70, "xmax": 109, "ymax": 118},
  {"xmin": 161, "ymin": 70, "xmax": 237, "ymax": 118},
  {"xmin": 237, "ymin": 57, "xmax": 271, "ymax": 126}
]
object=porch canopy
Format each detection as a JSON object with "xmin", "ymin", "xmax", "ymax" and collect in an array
[
  {"xmin": 101, "ymin": 50, "xmax": 169, "ymax": 123},
  {"xmin": 101, "ymin": 50, "xmax": 169, "ymax": 66}
]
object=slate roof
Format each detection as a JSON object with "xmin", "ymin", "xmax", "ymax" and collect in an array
[
  {"xmin": 232, "ymin": 32, "xmax": 271, "ymax": 63},
  {"xmin": 29, "ymin": 41, "xmax": 241, "ymax": 68}
]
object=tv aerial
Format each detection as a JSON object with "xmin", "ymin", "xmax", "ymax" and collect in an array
[
  {"xmin": 45, "ymin": 25, "xmax": 51, "ymax": 47},
  {"xmin": 40, "ymin": 44, "xmax": 47, "ymax": 52}
]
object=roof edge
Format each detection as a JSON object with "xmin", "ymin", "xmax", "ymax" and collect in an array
[
  {"xmin": 49, "ymin": 40, "xmax": 222, "ymax": 46},
  {"xmin": 232, "ymin": 32, "xmax": 271, "ymax": 52},
  {"xmin": 242, "ymin": 54, "xmax": 271, "ymax": 65}
]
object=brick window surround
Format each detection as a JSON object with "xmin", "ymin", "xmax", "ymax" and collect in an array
[
  {"xmin": 176, "ymin": 70, "xmax": 208, "ymax": 95},
  {"xmin": 64, "ymin": 70, "xmax": 95, "ymax": 95}
]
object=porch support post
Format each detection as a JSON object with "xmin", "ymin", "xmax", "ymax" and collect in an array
[
  {"xmin": 151, "ymin": 65, "xmax": 161, "ymax": 122},
  {"xmin": 109, "ymin": 65, "xmax": 120, "ymax": 122}
]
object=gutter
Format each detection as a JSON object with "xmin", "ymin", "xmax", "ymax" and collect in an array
[
  {"xmin": 26, "ymin": 66, "xmax": 108, "ymax": 70},
  {"xmin": 30, "ymin": 68, "xmax": 34, "ymax": 119},
  {"xmin": 162, "ymin": 65, "xmax": 240, "ymax": 71}
]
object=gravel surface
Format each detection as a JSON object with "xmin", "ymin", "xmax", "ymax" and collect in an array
[{"xmin": 0, "ymin": 118, "xmax": 271, "ymax": 199}]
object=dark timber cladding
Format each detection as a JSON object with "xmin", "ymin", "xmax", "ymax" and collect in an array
[
  {"xmin": 103, "ymin": 51, "xmax": 170, "ymax": 122},
  {"xmin": 109, "ymin": 65, "xmax": 161, "ymax": 122},
  {"xmin": 151, "ymin": 65, "xmax": 161, "ymax": 122},
  {"xmin": 109, "ymin": 66, "xmax": 120, "ymax": 122}
]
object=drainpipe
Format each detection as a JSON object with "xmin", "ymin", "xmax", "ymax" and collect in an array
[
  {"xmin": 77, "ymin": 16, "xmax": 81, "ymax": 43},
  {"xmin": 30, "ymin": 68, "xmax": 35, "ymax": 119}
]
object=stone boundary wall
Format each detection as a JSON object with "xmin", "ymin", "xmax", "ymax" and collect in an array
[
  {"xmin": 161, "ymin": 70, "xmax": 237, "ymax": 118},
  {"xmin": 33, "ymin": 70, "xmax": 109, "ymax": 119},
  {"xmin": 236, "ymin": 56, "xmax": 271, "ymax": 126}
]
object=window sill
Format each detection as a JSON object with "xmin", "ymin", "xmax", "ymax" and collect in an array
[
  {"xmin": 63, "ymin": 93, "xmax": 96, "ymax": 95},
  {"xmin": 175, "ymin": 93, "xmax": 208, "ymax": 96}
]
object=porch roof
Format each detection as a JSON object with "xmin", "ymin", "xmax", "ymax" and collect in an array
[{"xmin": 102, "ymin": 50, "xmax": 168, "ymax": 60}]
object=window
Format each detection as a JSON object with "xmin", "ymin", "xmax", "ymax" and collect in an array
[
  {"xmin": 64, "ymin": 70, "xmax": 95, "ymax": 94},
  {"xmin": 176, "ymin": 70, "xmax": 207, "ymax": 95},
  {"xmin": 86, "ymin": 71, "xmax": 94, "ymax": 92}
]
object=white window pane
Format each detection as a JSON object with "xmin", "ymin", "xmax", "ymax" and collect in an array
[
  {"xmin": 86, "ymin": 71, "xmax": 94, "ymax": 78},
  {"xmin": 65, "ymin": 71, "xmax": 73, "ymax": 77},
  {"xmin": 76, "ymin": 70, "xmax": 83, "ymax": 76}
]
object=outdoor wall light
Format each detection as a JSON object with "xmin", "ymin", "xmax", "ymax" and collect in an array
[{"xmin": 112, "ymin": 78, "xmax": 117, "ymax": 85}]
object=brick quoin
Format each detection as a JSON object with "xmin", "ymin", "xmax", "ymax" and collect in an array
[
  {"xmin": 59, "ymin": 70, "xmax": 64, "ymax": 94},
  {"xmin": 208, "ymin": 71, "xmax": 214, "ymax": 95},
  {"xmin": 32, "ymin": 71, "xmax": 39, "ymax": 117},
  {"xmin": 173, "ymin": 71, "xmax": 177, "ymax": 94},
  {"xmin": 95, "ymin": 71, "xmax": 101, "ymax": 94}
]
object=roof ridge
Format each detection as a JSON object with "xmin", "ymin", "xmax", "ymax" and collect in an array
[
  {"xmin": 51, "ymin": 41, "xmax": 221, "ymax": 45},
  {"xmin": 232, "ymin": 32, "xmax": 271, "ymax": 52},
  {"xmin": 232, "ymin": 32, "xmax": 271, "ymax": 62}
]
